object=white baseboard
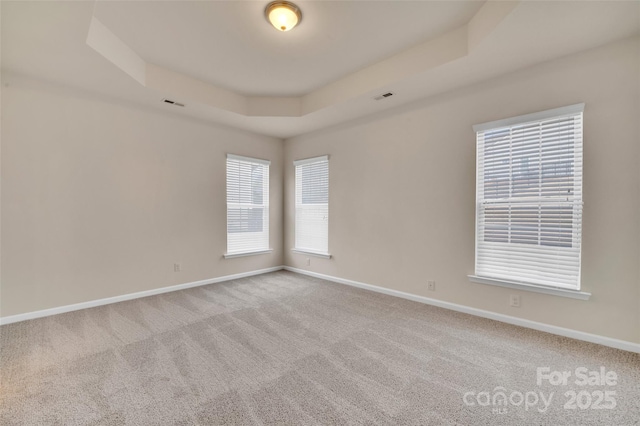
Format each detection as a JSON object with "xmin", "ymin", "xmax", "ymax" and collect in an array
[
  {"xmin": 4, "ymin": 265, "xmax": 638, "ymax": 354},
  {"xmin": 284, "ymin": 266, "xmax": 640, "ymax": 354},
  {"xmin": 0, "ymin": 266, "xmax": 284, "ymax": 326}
]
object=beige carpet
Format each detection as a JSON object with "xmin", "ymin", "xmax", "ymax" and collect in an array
[{"xmin": 1, "ymin": 271, "xmax": 638, "ymax": 425}]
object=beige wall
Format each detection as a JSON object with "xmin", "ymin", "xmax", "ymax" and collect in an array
[
  {"xmin": 284, "ymin": 37, "xmax": 640, "ymax": 343},
  {"xmin": 1, "ymin": 76, "xmax": 283, "ymax": 317},
  {"xmin": 2, "ymin": 36, "xmax": 638, "ymax": 345}
]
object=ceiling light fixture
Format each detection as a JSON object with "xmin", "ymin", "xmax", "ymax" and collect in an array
[{"xmin": 265, "ymin": 1, "xmax": 302, "ymax": 32}]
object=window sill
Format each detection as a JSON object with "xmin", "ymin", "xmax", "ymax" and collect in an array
[
  {"xmin": 224, "ymin": 249, "xmax": 273, "ymax": 259},
  {"xmin": 292, "ymin": 249, "xmax": 332, "ymax": 259},
  {"xmin": 468, "ymin": 275, "xmax": 591, "ymax": 300}
]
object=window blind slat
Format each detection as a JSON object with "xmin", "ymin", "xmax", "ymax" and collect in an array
[
  {"xmin": 475, "ymin": 107, "xmax": 583, "ymax": 289},
  {"xmin": 295, "ymin": 157, "xmax": 329, "ymax": 254},
  {"xmin": 226, "ymin": 155, "xmax": 269, "ymax": 254}
]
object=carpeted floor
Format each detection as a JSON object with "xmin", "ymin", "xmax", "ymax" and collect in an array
[{"xmin": 1, "ymin": 271, "xmax": 638, "ymax": 425}]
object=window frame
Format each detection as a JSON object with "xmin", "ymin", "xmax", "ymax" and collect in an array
[
  {"xmin": 293, "ymin": 155, "xmax": 331, "ymax": 258},
  {"xmin": 224, "ymin": 153, "xmax": 272, "ymax": 258},
  {"xmin": 469, "ymin": 104, "xmax": 590, "ymax": 300}
]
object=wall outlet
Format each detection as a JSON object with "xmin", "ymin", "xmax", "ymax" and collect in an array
[
  {"xmin": 510, "ymin": 294, "xmax": 520, "ymax": 307},
  {"xmin": 174, "ymin": 263, "xmax": 182, "ymax": 272},
  {"xmin": 427, "ymin": 281, "xmax": 436, "ymax": 291},
  {"xmin": 306, "ymin": 258, "xmax": 311, "ymax": 266}
]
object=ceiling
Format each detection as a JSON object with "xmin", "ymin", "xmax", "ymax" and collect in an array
[
  {"xmin": 93, "ymin": 0, "xmax": 484, "ymax": 97},
  {"xmin": 2, "ymin": 1, "xmax": 640, "ymax": 138}
]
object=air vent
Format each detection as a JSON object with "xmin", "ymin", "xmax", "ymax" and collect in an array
[
  {"xmin": 162, "ymin": 98, "xmax": 185, "ymax": 107},
  {"xmin": 374, "ymin": 92, "xmax": 394, "ymax": 101}
]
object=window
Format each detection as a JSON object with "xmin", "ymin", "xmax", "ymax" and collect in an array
[
  {"xmin": 294, "ymin": 155, "xmax": 329, "ymax": 256},
  {"xmin": 473, "ymin": 104, "xmax": 584, "ymax": 290},
  {"xmin": 226, "ymin": 154, "xmax": 270, "ymax": 256}
]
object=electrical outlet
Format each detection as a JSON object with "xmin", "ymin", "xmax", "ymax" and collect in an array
[
  {"xmin": 427, "ymin": 281, "xmax": 436, "ymax": 291},
  {"xmin": 174, "ymin": 263, "xmax": 182, "ymax": 272},
  {"xmin": 510, "ymin": 295, "xmax": 520, "ymax": 307}
]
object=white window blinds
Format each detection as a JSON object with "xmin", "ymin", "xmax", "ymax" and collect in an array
[
  {"xmin": 473, "ymin": 104, "xmax": 584, "ymax": 290},
  {"xmin": 226, "ymin": 154, "xmax": 270, "ymax": 255},
  {"xmin": 294, "ymin": 156, "xmax": 329, "ymax": 255}
]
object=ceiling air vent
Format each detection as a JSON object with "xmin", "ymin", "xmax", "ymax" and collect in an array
[
  {"xmin": 162, "ymin": 98, "xmax": 185, "ymax": 107},
  {"xmin": 374, "ymin": 92, "xmax": 394, "ymax": 101}
]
